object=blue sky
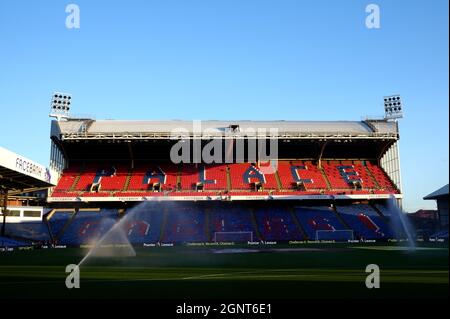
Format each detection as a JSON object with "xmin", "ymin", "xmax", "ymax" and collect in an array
[{"xmin": 0, "ymin": 0, "xmax": 448, "ymax": 212}]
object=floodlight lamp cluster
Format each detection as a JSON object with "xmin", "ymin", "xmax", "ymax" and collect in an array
[
  {"xmin": 384, "ymin": 95, "xmax": 403, "ymax": 119},
  {"xmin": 50, "ymin": 92, "xmax": 72, "ymax": 119},
  {"xmin": 52, "ymin": 93, "xmax": 71, "ymax": 111}
]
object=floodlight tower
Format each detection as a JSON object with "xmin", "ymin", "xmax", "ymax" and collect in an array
[
  {"xmin": 383, "ymin": 94, "xmax": 404, "ymax": 121},
  {"xmin": 382, "ymin": 94, "xmax": 404, "ymax": 208},
  {"xmin": 49, "ymin": 92, "xmax": 72, "ymax": 120}
]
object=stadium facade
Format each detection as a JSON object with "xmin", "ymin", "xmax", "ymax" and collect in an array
[
  {"xmin": 3, "ymin": 117, "xmax": 409, "ymax": 247},
  {"xmin": 48, "ymin": 119, "xmax": 402, "ymax": 202}
]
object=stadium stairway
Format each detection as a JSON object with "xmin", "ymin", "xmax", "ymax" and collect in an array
[
  {"xmin": 43, "ymin": 211, "xmax": 56, "ymax": 244},
  {"xmin": 54, "ymin": 209, "xmax": 80, "ymax": 243},
  {"xmin": 274, "ymin": 170, "xmax": 283, "ymax": 190},
  {"xmin": 226, "ymin": 166, "xmax": 232, "ymax": 191},
  {"xmin": 68, "ymin": 167, "xmax": 82, "ymax": 192},
  {"xmin": 46, "ymin": 209, "xmax": 74, "ymax": 239},
  {"xmin": 370, "ymin": 203, "xmax": 390, "ymax": 222},
  {"xmin": 366, "ymin": 162, "xmax": 397, "ymax": 192},
  {"xmin": 249, "ymin": 208, "xmax": 262, "ymax": 241},
  {"xmin": 289, "ymin": 208, "xmax": 308, "ymax": 240},
  {"xmin": 331, "ymin": 206, "xmax": 353, "ymax": 232},
  {"xmin": 122, "ymin": 167, "xmax": 133, "ymax": 192},
  {"xmin": 318, "ymin": 164, "xmax": 332, "ymax": 190},
  {"xmin": 159, "ymin": 209, "xmax": 168, "ymax": 242},
  {"xmin": 363, "ymin": 163, "xmax": 380, "ymax": 188},
  {"xmin": 204, "ymin": 208, "xmax": 211, "ymax": 242},
  {"xmin": 176, "ymin": 166, "xmax": 182, "ymax": 191}
]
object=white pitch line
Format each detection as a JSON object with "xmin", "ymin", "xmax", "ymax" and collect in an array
[
  {"xmin": 182, "ymin": 271, "xmax": 258, "ymax": 280},
  {"xmin": 182, "ymin": 269, "xmax": 317, "ymax": 280}
]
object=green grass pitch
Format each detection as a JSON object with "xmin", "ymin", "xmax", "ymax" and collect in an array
[{"xmin": 0, "ymin": 242, "xmax": 448, "ymax": 299}]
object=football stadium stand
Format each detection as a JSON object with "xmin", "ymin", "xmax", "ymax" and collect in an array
[{"xmin": 2, "ymin": 118, "xmax": 409, "ymax": 246}]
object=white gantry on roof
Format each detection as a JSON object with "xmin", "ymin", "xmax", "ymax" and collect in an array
[{"xmin": 54, "ymin": 119, "xmax": 398, "ymax": 136}]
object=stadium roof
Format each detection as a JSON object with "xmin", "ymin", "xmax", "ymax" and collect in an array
[
  {"xmin": 424, "ymin": 184, "xmax": 449, "ymax": 200},
  {"xmin": 52, "ymin": 119, "xmax": 399, "ymax": 140},
  {"xmin": 0, "ymin": 147, "xmax": 54, "ymax": 195}
]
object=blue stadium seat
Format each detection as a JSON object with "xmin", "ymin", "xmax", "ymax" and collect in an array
[
  {"xmin": 162, "ymin": 207, "xmax": 207, "ymax": 243},
  {"xmin": 0, "ymin": 236, "xmax": 29, "ymax": 247},
  {"xmin": 59, "ymin": 209, "xmax": 119, "ymax": 245},
  {"xmin": 295, "ymin": 206, "xmax": 349, "ymax": 241},
  {"xmin": 336, "ymin": 205, "xmax": 393, "ymax": 240},
  {"xmin": 210, "ymin": 206, "xmax": 256, "ymax": 242},
  {"xmin": 48, "ymin": 210, "xmax": 74, "ymax": 238},
  {"xmin": 4, "ymin": 222, "xmax": 51, "ymax": 242},
  {"xmin": 255, "ymin": 207, "xmax": 304, "ymax": 241}
]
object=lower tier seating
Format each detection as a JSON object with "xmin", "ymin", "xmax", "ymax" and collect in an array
[
  {"xmin": 5, "ymin": 203, "xmax": 406, "ymax": 245},
  {"xmin": 254, "ymin": 207, "xmax": 304, "ymax": 241},
  {"xmin": 161, "ymin": 207, "xmax": 207, "ymax": 243},
  {"xmin": 210, "ymin": 206, "xmax": 257, "ymax": 242},
  {"xmin": 4, "ymin": 222, "xmax": 51, "ymax": 242},
  {"xmin": 336, "ymin": 204, "xmax": 393, "ymax": 239},
  {"xmin": 0, "ymin": 236, "xmax": 29, "ymax": 247},
  {"xmin": 295, "ymin": 206, "xmax": 349, "ymax": 240}
]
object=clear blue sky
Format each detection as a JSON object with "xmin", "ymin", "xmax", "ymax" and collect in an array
[{"xmin": 0, "ymin": 0, "xmax": 448, "ymax": 212}]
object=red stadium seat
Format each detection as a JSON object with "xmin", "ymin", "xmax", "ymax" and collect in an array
[{"xmin": 51, "ymin": 160, "xmax": 397, "ymax": 198}]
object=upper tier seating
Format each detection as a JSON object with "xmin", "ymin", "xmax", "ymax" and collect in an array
[
  {"xmin": 127, "ymin": 163, "xmax": 178, "ymax": 191},
  {"xmin": 229, "ymin": 163, "xmax": 265, "ymax": 190},
  {"xmin": 51, "ymin": 160, "xmax": 398, "ymax": 197},
  {"xmin": 322, "ymin": 161, "xmax": 362, "ymax": 189},
  {"xmin": 278, "ymin": 160, "xmax": 328, "ymax": 190},
  {"xmin": 52, "ymin": 167, "xmax": 80, "ymax": 192},
  {"xmin": 202, "ymin": 164, "xmax": 229, "ymax": 190},
  {"xmin": 256, "ymin": 162, "xmax": 279, "ymax": 190},
  {"xmin": 94, "ymin": 164, "xmax": 128, "ymax": 191},
  {"xmin": 366, "ymin": 162, "xmax": 397, "ymax": 191},
  {"xmin": 180, "ymin": 164, "xmax": 228, "ymax": 191}
]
